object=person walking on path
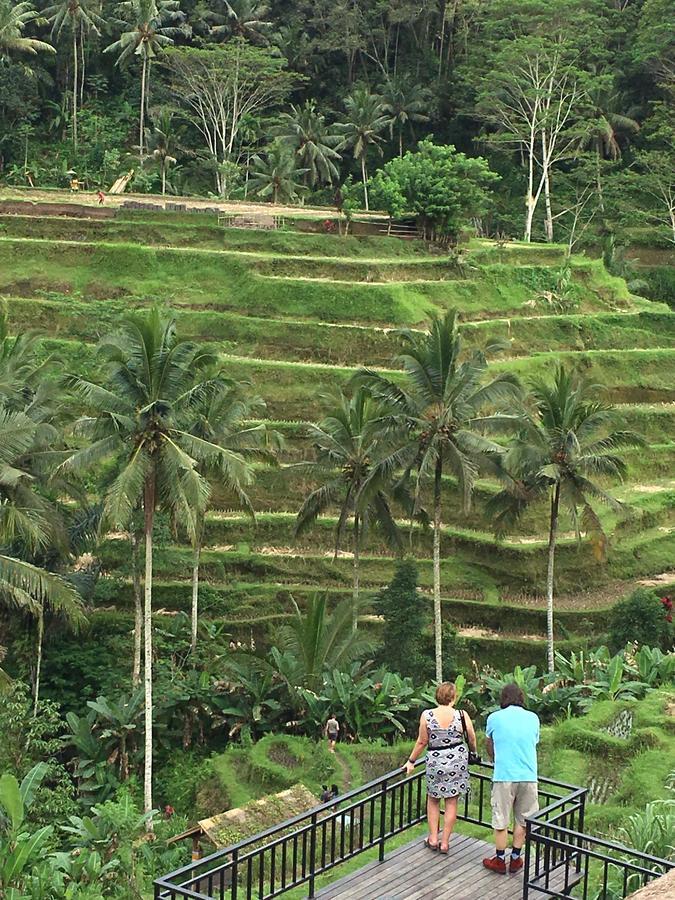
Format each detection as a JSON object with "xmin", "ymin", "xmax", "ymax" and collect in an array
[
  {"xmin": 404, "ymin": 682, "xmax": 478, "ymax": 854},
  {"xmin": 325, "ymin": 714, "xmax": 340, "ymax": 752},
  {"xmin": 483, "ymin": 683, "xmax": 540, "ymax": 875}
]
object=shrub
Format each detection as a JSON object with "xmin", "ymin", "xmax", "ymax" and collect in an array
[{"xmin": 608, "ymin": 589, "xmax": 674, "ymax": 652}]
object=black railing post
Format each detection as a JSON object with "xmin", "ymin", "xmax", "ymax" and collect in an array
[
  {"xmin": 230, "ymin": 847, "xmax": 238, "ymax": 900},
  {"xmin": 308, "ymin": 812, "xmax": 318, "ymax": 898},
  {"xmin": 576, "ymin": 790, "xmax": 586, "ymax": 876},
  {"xmin": 523, "ymin": 819, "xmax": 532, "ymax": 900},
  {"xmin": 378, "ymin": 779, "xmax": 388, "ymax": 862}
]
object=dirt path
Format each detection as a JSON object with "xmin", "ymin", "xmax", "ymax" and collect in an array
[{"xmin": 334, "ymin": 750, "xmax": 352, "ymax": 792}]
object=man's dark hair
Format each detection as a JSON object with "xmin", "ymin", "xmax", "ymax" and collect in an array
[{"xmin": 500, "ymin": 683, "xmax": 526, "ymax": 709}]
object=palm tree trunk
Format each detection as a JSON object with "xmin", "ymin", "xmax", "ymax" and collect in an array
[
  {"xmin": 352, "ymin": 513, "xmax": 360, "ymax": 632},
  {"xmin": 433, "ymin": 458, "xmax": 443, "ymax": 682},
  {"xmin": 399, "ymin": 128, "xmax": 403, "ymax": 157},
  {"xmin": 72, "ymin": 27, "xmax": 78, "ymax": 148},
  {"xmin": 143, "ymin": 474, "xmax": 155, "ymax": 831},
  {"xmin": 139, "ymin": 55, "xmax": 147, "ymax": 160},
  {"xmin": 190, "ymin": 520, "xmax": 203, "ymax": 654},
  {"xmin": 361, "ymin": 155, "xmax": 369, "ymax": 211},
  {"xmin": 131, "ymin": 531, "xmax": 143, "ymax": 686},
  {"xmin": 595, "ymin": 145, "xmax": 605, "ymax": 213},
  {"xmin": 161, "ymin": 162, "xmax": 166, "ymax": 196},
  {"xmin": 545, "ymin": 482, "xmax": 561, "ymax": 673},
  {"xmin": 33, "ymin": 605, "xmax": 44, "ymax": 716}
]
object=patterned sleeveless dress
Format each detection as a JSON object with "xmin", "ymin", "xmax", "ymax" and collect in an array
[{"xmin": 424, "ymin": 708, "xmax": 470, "ymax": 799}]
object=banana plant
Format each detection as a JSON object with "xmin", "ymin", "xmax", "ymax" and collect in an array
[{"xmin": 0, "ymin": 763, "xmax": 53, "ymax": 896}]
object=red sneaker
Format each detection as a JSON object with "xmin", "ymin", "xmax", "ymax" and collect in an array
[
  {"xmin": 510, "ymin": 856, "xmax": 524, "ymax": 874},
  {"xmin": 483, "ymin": 856, "xmax": 507, "ymax": 874}
]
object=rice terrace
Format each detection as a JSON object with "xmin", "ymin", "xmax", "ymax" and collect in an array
[{"xmin": 0, "ymin": 0, "xmax": 674, "ymax": 896}]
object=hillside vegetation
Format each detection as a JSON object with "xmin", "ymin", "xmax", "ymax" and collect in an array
[{"xmin": 2, "ymin": 202, "xmax": 673, "ymax": 675}]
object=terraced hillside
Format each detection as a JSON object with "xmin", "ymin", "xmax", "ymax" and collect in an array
[{"xmin": 2, "ymin": 203, "xmax": 673, "ymax": 670}]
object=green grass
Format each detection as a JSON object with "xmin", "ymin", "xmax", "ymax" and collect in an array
[{"xmin": 0, "ymin": 237, "xmax": 634, "ymax": 326}]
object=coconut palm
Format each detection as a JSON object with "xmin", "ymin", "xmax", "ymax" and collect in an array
[
  {"xmin": 148, "ymin": 107, "xmax": 179, "ymax": 194},
  {"xmin": 295, "ymin": 386, "xmax": 406, "ymax": 631},
  {"xmin": 61, "ymin": 307, "xmax": 236, "ymax": 825},
  {"xmin": 380, "ymin": 77, "xmax": 431, "ymax": 157},
  {"xmin": 0, "ymin": 318, "xmax": 84, "ymax": 709},
  {"xmin": 207, "ymin": 0, "xmax": 271, "ymax": 44},
  {"xmin": 104, "ymin": 0, "xmax": 185, "ymax": 159},
  {"xmin": 486, "ymin": 366, "xmax": 644, "ymax": 672},
  {"xmin": 336, "ymin": 87, "xmax": 389, "ymax": 210},
  {"xmin": 186, "ymin": 380, "xmax": 283, "ymax": 653},
  {"xmin": 277, "ymin": 100, "xmax": 342, "ymax": 189},
  {"xmin": 248, "ymin": 142, "xmax": 307, "ymax": 204},
  {"xmin": 44, "ymin": 0, "xmax": 103, "ymax": 148},
  {"xmin": 359, "ymin": 311, "xmax": 521, "ymax": 680},
  {"xmin": 0, "ymin": 0, "xmax": 55, "ymax": 59}
]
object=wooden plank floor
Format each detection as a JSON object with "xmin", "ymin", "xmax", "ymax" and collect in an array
[{"xmin": 315, "ymin": 834, "xmax": 525, "ymax": 899}]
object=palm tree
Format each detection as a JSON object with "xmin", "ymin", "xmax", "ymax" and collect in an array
[
  {"xmin": 0, "ymin": 0, "xmax": 55, "ymax": 59},
  {"xmin": 44, "ymin": 0, "xmax": 103, "ymax": 148},
  {"xmin": 248, "ymin": 142, "xmax": 307, "ymax": 204},
  {"xmin": 486, "ymin": 366, "xmax": 644, "ymax": 672},
  {"xmin": 148, "ymin": 107, "xmax": 179, "ymax": 194},
  {"xmin": 360, "ymin": 311, "xmax": 521, "ymax": 681},
  {"xmin": 186, "ymin": 380, "xmax": 283, "ymax": 653},
  {"xmin": 336, "ymin": 87, "xmax": 389, "ymax": 210},
  {"xmin": 207, "ymin": 0, "xmax": 271, "ymax": 44},
  {"xmin": 295, "ymin": 386, "xmax": 405, "ymax": 631},
  {"xmin": 0, "ymin": 313, "xmax": 85, "ymax": 710},
  {"xmin": 61, "ymin": 307, "xmax": 234, "ymax": 826},
  {"xmin": 581, "ymin": 86, "xmax": 640, "ymax": 210},
  {"xmin": 273, "ymin": 593, "xmax": 372, "ymax": 692},
  {"xmin": 277, "ymin": 100, "xmax": 342, "ymax": 190},
  {"xmin": 380, "ymin": 77, "xmax": 430, "ymax": 157},
  {"xmin": 104, "ymin": 0, "xmax": 185, "ymax": 159}
]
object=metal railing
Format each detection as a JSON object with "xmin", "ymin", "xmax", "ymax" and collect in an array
[
  {"xmin": 524, "ymin": 806, "xmax": 674, "ymax": 899},
  {"xmin": 154, "ymin": 761, "xmax": 579, "ymax": 900}
]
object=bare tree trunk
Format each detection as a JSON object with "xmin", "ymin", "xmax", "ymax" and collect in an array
[
  {"xmin": 143, "ymin": 475, "xmax": 155, "ymax": 831},
  {"xmin": 131, "ymin": 531, "xmax": 143, "ymax": 686},
  {"xmin": 352, "ymin": 513, "xmax": 360, "ymax": 632},
  {"xmin": 72, "ymin": 27, "xmax": 78, "ymax": 148},
  {"xmin": 546, "ymin": 482, "xmax": 561, "ymax": 673},
  {"xmin": 543, "ymin": 164, "xmax": 554, "ymax": 242},
  {"xmin": 139, "ymin": 55, "xmax": 147, "ymax": 160},
  {"xmin": 361, "ymin": 155, "xmax": 369, "ymax": 211},
  {"xmin": 433, "ymin": 458, "xmax": 443, "ymax": 682},
  {"xmin": 161, "ymin": 163, "xmax": 166, "ymax": 196},
  {"xmin": 595, "ymin": 146, "xmax": 605, "ymax": 213},
  {"xmin": 33, "ymin": 606, "xmax": 44, "ymax": 716}
]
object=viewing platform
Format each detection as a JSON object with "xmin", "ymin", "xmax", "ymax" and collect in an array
[{"xmin": 155, "ymin": 761, "xmax": 674, "ymax": 900}]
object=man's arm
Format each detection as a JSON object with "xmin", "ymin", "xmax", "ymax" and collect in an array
[{"xmin": 485, "ymin": 736, "xmax": 494, "ymax": 761}]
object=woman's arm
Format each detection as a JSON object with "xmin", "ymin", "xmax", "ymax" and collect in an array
[
  {"xmin": 404, "ymin": 714, "xmax": 428, "ymax": 774},
  {"xmin": 464, "ymin": 712, "xmax": 478, "ymax": 754}
]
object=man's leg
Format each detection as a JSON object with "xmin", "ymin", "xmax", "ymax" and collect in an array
[
  {"xmin": 483, "ymin": 783, "xmax": 513, "ymax": 873},
  {"xmin": 509, "ymin": 783, "xmax": 539, "ymax": 872},
  {"xmin": 427, "ymin": 796, "xmax": 440, "ymax": 845}
]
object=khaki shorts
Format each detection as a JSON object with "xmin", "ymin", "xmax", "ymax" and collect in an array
[{"xmin": 491, "ymin": 782, "xmax": 539, "ymax": 830}]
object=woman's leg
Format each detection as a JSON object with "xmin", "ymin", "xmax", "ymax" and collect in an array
[
  {"xmin": 427, "ymin": 796, "xmax": 440, "ymax": 844},
  {"xmin": 440, "ymin": 797, "xmax": 458, "ymax": 850}
]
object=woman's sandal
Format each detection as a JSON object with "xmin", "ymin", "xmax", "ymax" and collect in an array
[
  {"xmin": 423, "ymin": 838, "xmax": 439, "ymax": 851},
  {"xmin": 438, "ymin": 844, "xmax": 449, "ymax": 855}
]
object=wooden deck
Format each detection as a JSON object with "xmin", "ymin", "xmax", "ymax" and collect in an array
[{"xmin": 315, "ymin": 833, "xmax": 526, "ymax": 899}]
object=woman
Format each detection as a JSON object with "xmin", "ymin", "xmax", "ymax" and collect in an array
[{"xmin": 404, "ymin": 682, "xmax": 478, "ymax": 853}]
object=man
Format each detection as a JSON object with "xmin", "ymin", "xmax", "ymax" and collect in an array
[
  {"xmin": 483, "ymin": 683, "xmax": 540, "ymax": 875},
  {"xmin": 325, "ymin": 714, "xmax": 339, "ymax": 753}
]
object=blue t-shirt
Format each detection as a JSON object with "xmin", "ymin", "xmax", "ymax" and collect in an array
[{"xmin": 486, "ymin": 706, "xmax": 540, "ymax": 782}]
